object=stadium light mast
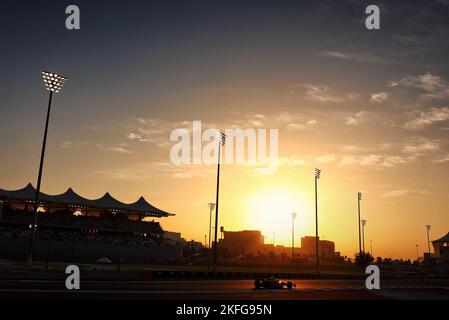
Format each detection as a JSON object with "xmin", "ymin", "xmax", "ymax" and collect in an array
[
  {"xmin": 213, "ymin": 131, "xmax": 226, "ymax": 267},
  {"xmin": 361, "ymin": 219, "xmax": 367, "ymax": 252},
  {"xmin": 291, "ymin": 212, "xmax": 298, "ymax": 259},
  {"xmin": 426, "ymin": 225, "xmax": 431, "ymax": 254},
  {"xmin": 357, "ymin": 192, "xmax": 362, "ymax": 255},
  {"xmin": 314, "ymin": 168, "xmax": 321, "ymax": 273},
  {"xmin": 27, "ymin": 71, "xmax": 67, "ymax": 267},
  {"xmin": 208, "ymin": 203, "xmax": 216, "ymax": 249}
]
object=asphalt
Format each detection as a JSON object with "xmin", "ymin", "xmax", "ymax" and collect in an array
[{"xmin": 1, "ymin": 278, "xmax": 449, "ymax": 300}]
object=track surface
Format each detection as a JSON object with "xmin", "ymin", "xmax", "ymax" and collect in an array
[{"xmin": 1, "ymin": 278, "xmax": 449, "ymax": 300}]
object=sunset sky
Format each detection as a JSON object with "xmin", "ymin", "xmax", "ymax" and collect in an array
[{"xmin": 1, "ymin": 0, "xmax": 449, "ymax": 260}]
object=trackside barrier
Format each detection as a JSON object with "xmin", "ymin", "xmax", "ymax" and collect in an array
[{"xmin": 0, "ymin": 269, "xmax": 376, "ymax": 281}]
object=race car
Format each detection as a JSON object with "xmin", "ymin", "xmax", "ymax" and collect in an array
[{"xmin": 253, "ymin": 277, "xmax": 295, "ymax": 289}]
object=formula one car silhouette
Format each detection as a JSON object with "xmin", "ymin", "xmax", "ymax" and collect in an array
[{"xmin": 253, "ymin": 277, "xmax": 295, "ymax": 289}]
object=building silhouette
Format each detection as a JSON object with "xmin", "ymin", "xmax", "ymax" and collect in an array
[
  {"xmin": 300, "ymin": 236, "xmax": 336, "ymax": 259},
  {"xmin": 219, "ymin": 230, "xmax": 338, "ymax": 260},
  {"xmin": 431, "ymin": 232, "xmax": 449, "ymax": 274},
  {"xmin": 219, "ymin": 230, "xmax": 264, "ymax": 256}
]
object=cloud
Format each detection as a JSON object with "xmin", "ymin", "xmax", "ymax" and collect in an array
[
  {"xmin": 315, "ymin": 154, "xmax": 337, "ymax": 164},
  {"xmin": 345, "ymin": 111, "xmax": 369, "ymax": 126},
  {"xmin": 301, "ymin": 84, "xmax": 345, "ymax": 103},
  {"xmin": 339, "ymin": 154, "xmax": 414, "ymax": 169},
  {"xmin": 278, "ymin": 156, "xmax": 307, "ymax": 167},
  {"xmin": 241, "ymin": 112, "xmax": 317, "ymax": 131},
  {"xmin": 381, "ymin": 156, "xmax": 409, "ymax": 168},
  {"xmin": 96, "ymin": 144, "xmax": 131, "ymax": 154},
  {"xmin": 390, "ymin": 73, "xmax": 449, "ymax": 100},
  {"xmin": 341, "ymin": 145, "xmax": 366, "ymax": 153},
  {"xmin": 402, "ymin": 140, "xmax": 440, "ymax": 154},
  {"xmin": 340, "ymin": 154, "xmax": 385, "ymax": 167},
  {"xmin": 382, "ymin": 189, "xmax": 409, "ymax": 198},
  {"xmin": 335, "ymin": 138, "xmax": 444, "ymax": 169},
  {"xmin": 60, "ymin": 140, "xmax": 91, "ymax": 150},
  {"xmin": 61, "ymin": 141, "xmax": 72, "ymax": 149},
  {"xmin": 319, "ymin": 51, "xmax": 390, "ymax": 64},
  {"xmin": 393, "ymin": 34, "xmax": 422, "ymax": 44},
  {"xmin": 433, "ymin": 154, "xmax": 449, "ymax": 164},
  {"xmin": 127, "ymin": 113, "xmax": 318, "ymax": 150},
  {"xmin": 370, "ymin": 92, "xmax": 389, "ymax": 103},
  {"xmin": 126, "ymin": 118, "xmax": 182, "ymax": 147},
  {"xmin": 95, "ymin": 161, "xmax": 215, "ymax": 181},
  {"xmin": 403, "ymin": 107, "xmax": 449, "ymax": 130},
  {"xmin": 285, "ymin": 119, "xmax": 317, "ymax": 131}
]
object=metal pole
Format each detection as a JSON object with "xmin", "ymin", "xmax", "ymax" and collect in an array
[
  {"xmin": 362, "ymin": 224, "xmax": 365, "ymax": 252},
  {"xmin": 426, "ymin": 228, "xmax": 431, "ymax": 254},
  {"xmin": 291, "ymin": 217, "xmax": 294, "ymax": 259},
  {"xmin": 315, "ymin": 176, "xmax": 319, "ymax": 273},
  {"xmin": 357, "ymin": 195, "xmax": 362, "ymax": 254},
  {"xmin": 370, "ymin": 240, "xmax": 373, "ymax": 257},
  {"xmin": 213, "ymin": 144, "xmax": 221, "ymax": 267},
  {"xmin": 208, "ymin": 206, "xmax": 213, "ymax": 248},
  {"xmin": 27, "ymin": 91, "xmax": 53, "ymax": 267}
]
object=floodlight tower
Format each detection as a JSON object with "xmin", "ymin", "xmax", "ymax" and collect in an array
[
  {"xmin": 361, "ymin": 219, "xmax": 367, "ymax": 252},
  {"xmin": 314, "ymin": 168, "xmax": 321, "ymax": 273},
  {"xmin": 357, "ymin": 192, "xmax": 362, "ymax": 255},
  {"xmin": 291, "ymin": 212, "xmax": 298, "ymax": 259},
  {"xmin": 208, "ymin": 202, "xmax": 216, "ymax": 248},
  {"xmin": 213, "ymin": 131, "xmax": 226, "ymax": 267},
  {"xmin": 27, "ymin": 71, "xmax": 67, "ymax": 267},
  {"xmin": 426, "ymin": 225, "xmax": 431, "ymax": 254}
]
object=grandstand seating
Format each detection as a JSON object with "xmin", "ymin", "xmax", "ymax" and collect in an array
[{"xmin": 0, "ymin": 208, "xmax": 182, "ymax": 249}]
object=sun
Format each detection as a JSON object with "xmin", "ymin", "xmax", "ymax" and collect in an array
[{"xmin": 243, "ymin": 186, "xmax": 312, "ymax": 246}]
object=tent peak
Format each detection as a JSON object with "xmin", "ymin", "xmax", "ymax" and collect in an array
[{"xmin": 0, "ymin": 183, "xmax": 173, "ymax": 217}]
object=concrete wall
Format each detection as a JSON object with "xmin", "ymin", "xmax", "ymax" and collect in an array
[{"xmin": 0, "ymin": 238, "xmax": 181, "ymax": 262}]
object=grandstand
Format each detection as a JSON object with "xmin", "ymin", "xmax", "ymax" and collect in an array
[{"xmin": 0, "ymin": 184, "xmax": 182, "ymax": 262}]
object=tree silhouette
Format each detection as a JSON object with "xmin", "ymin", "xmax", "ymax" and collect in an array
[{"xmin": 355, "ymin": 252, "xmax": 374, "ymax": 269}]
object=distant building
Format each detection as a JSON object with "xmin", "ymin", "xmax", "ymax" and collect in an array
[
  {"xmin": 320, "ymin": 240, "xmax": 336, "ymax": 258},
  {"xmin": 218, "ymin": 229, "xmax": 338, "ymax": 260},
  {"xmin": 301, "ymin": 236, "xmax": 336, "ymax": 259},
  {"xmin": 301, "ymin": 236, "xmax": 317, "ymax": 256},
  {"xmin": 185, "ymin": 240, "xmax": 203, "ymax": 250},
  {"xmin": 164, "ymin": 231, "xmax": 181, "ymax": 242},
  {"xmin": 220, "ymin": 230, "xmax": 264, "ymax": 256}
]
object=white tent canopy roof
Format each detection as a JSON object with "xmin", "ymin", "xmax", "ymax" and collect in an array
[
  {"xmin": 0, "ymin": 183, "xmax": 173, "ymax": 218},
  {"xmin": 432, "ymin": 232, "xmax": 449, "ymax": 243}
]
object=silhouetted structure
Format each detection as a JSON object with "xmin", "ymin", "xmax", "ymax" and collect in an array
[
  {"xmin": 218, "ymin": 230, "xmax": 339, "ymax": 261},
  {"xmin": 424, "ymin": 232, "xmax": 449, "ymax": 270},
  {"xmin": 220, "ymin": 230, "xmax": 264, "ymax": 256},
  {"xmin": 301, "ymin": 236, "xmax": 336, "ymax": 259},
  {"xmin": 0, "ymin": 183, "xmax": 173, "ymax": 218},
  {"xmin": 432, "ymin": 232, "xmax": 449, "ymax": 256},
  {"xmin": 0, "ymin": 184, "xmax": 178, "ymax": 262}
]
